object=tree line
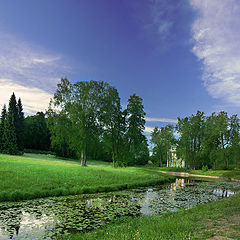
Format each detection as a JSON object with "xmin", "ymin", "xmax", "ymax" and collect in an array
[
  {"xmin": 1, "ymin": 80, "xmax": 240, "ymax": 170},
  {"xmin": 0, "ymin": 79, "xmax": 149, "ymax": 167},
  {"xmin": 151, "ymin": 111, "xmax": 240, "ymax": 170}
]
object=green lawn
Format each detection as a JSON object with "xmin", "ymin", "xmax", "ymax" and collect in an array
[{"xmin": 0, "ymin": 153, "xmax": 173, "ymax": 201}]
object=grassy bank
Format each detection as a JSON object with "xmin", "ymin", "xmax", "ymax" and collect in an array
[
  {"xmin": 0, "ymin": 153, "xmax": 173, "ymax": 202},
  {"xmin": 65, "ymin": 169, "xmax": 240, "ymax": 240}
]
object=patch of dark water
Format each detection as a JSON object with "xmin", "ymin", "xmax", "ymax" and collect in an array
[{"xmin": 0, "ymin": 178, "xmax": 239, "ymax": 239}]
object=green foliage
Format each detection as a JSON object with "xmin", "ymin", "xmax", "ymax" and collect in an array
[
  {"xmin": 16, "ymin": 98, "xmax": 25, "ymax": 150},
  {"xmin": 49, "ymin": 79, "xmax": 119, "ymax": 166},
  {"xmin": 0, "ymin": 93, "xmax": 25, "ymax": 155},
  {"xmin": 102, "ymin": 86, "xmax": 125, "ymax": 168},
  {"xmin": 24, "ymin": 112, "xmax": 50, "ymax": 151},
  {"xmin": 176, "ymin": 111, "xmax": 240, "ymax": 170},
  {"xmin": 125, "ymin": 94, "xmax": 149, "ymax": 165},
  {"xmin": 2, "ymin": 108, "xmax": 18, "ymax": 155},
  {"xmin": 151, "ymin": 124, "xmax": 176, "ymax": 167},
  {"xmin": 176, "ymin": 111, "xmax": 205, "ymax": 169},
  {"xmin": 48, "ymin": 79, "xmax": 149, "ymax": 167},
  {"xmin": 0, "ymin": 104, "xmax": 7, "ymax": 152},
  {"xmin": 201, "ymin": 165, "xmax": 208, "ymax": 172},
  {"xmin": 8, "ymin": 92, "xmax": 18, "ymax": 125}
]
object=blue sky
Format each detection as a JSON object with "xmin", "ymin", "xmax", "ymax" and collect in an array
[{"xmin": 0, "ymin": 0, "xmax": 240, "ymax": 134}]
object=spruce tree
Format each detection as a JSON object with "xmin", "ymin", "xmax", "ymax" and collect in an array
[
  {"xmin": 9, "ymin": 92, "xmax": 18, "ymax": 126},
  {"xmin": 2, "ymin": 108, "xmax": 18, "ymax": 155},
  {"xmin": 16, "ymin": 98, "xmax": 24, "ymax": 151},
  {"xmin": 0, "ymin": 105, "xmax": 7, "ymax": 152},
  {"xmin": 126, "ymin": 94, "xmax": 149, "ymax": 165}
]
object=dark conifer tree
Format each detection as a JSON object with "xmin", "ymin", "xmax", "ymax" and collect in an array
[
  {"xmin": 9, "ymin": 93, "xmax": 18, "ymax": 126},
  {"xmin": 16, "ymin": 98, "xmax": 24, "ymax": 151},
  {"xmin": 0, "ymin": 105, "xmax": 7, "ymax": 152},
  {"xmin": 126, "ymin": 94, "xmax": 149, "ymax": 165},
  {"xmin": 2, "ymin": 108, "xmax": 18, "ymax": 155}
]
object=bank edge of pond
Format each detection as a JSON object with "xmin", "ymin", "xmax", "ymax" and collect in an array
[
  {"xmin": 64, "ymin": 173, "xmax": 240, "ymax": 240},
  {"xmin": 155, "ymin": 167, "xmax": 240, "ymax": 180},
  {"xmin": 0, "ymin": 176, "xmax": 175, "ymax": 202},
  {"xmin": 159, "ymin": 170, "xmax": 240, "ymax": 182}
]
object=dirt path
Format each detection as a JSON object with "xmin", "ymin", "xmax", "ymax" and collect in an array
[{"xmin": 159, "ymin": 171, "xmax": 240, "ymax": 182}]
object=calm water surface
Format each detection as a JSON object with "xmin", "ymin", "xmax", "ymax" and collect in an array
[{"xmin": 0, "ymin": 178, "xmax": 239, "ymax": 239}]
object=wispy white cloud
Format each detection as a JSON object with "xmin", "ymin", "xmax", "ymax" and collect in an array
[
  {"xmin": 147, "ymin": 0, "xmax": 187, "ymax": 41},
  {"xmin": 148, "ymin": 0, "xmax": 175, "ymax": 39},
  {"xmin": 144, "ymin": 126, "xmax": 155, "ymax": 134},
  {"xmin": 145, "ymin": 117, "xmax": 177, "ymax": 123},
  {"xmin": 190, "ymin": 0, "xmax": 240, "ymax": 106},
  {"xmin": 0, "ymin": 79, "xmax": 52, "ymax": 114},
  {"xmin": 0, "ymin": 30, "xmax": 73, "ymax": 113},
  {"xmin": 0, "ymin": 31, "xmax": 72, "ymax": 93}
]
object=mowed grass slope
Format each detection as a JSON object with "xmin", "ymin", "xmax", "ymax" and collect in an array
[{"xmin": 0, "ymin": 153, "xmax": 173, "ymax": 201}]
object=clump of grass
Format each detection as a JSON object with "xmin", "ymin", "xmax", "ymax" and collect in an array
[{"xmin": 0, "ymin": 153, "xmax": 173, "ymax": 202}]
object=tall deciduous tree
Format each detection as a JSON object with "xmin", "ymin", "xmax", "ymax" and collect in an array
[
  {"xmin": 177, "ymin": 111, "xmax": 205, "ymax": 169},
  {"xmin": 103, "ymin": 86, "xmax": 125, "ymax": 168},
  {"xmin": 151, "ymin": 125, "xmax": 175, "ymax": 167},
  {"xmin": 229, "ymin": 114, "xmax": 240, "ymax": 168},
  {"xmin": 49, "ymin": 78, "xmax": 114, "ymax": 166}
]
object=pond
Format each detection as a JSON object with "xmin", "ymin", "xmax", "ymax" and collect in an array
[{"xmin": 0, "ymin": 178, "xmax": 239, "ymax": 239}]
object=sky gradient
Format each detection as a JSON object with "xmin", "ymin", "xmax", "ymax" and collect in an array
[{"xmin": 0, "ymin": 0, "xmax": 240, "ymax": 134}]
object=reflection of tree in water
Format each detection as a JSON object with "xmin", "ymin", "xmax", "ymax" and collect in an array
[
  {"xmin": 0, "ymin": 208, "xmax": 22, "ymax": 239},
  {"xmin": 213, "ymin": 188, "xmax": 236, "ymax": 198}
]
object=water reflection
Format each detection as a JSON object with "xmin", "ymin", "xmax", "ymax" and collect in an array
[
  {"xmin": 0, "ymin": 178, "xmax": 239, "ymax": 239},
  {"xmin": 213, "ymin": 189, "xmax": 235, "ymax": 198},
  {"xmin": 0, "ymin": 209, "xmax": 22, "ymax": 239},
  {"xmin": 170, "ymin": 178, "xmax": 194, "ymax": 191}
]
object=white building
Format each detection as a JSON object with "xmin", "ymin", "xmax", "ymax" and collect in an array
[{"xmin": 167, "ymin": 145, "xmax": 185, "ymax": 168}]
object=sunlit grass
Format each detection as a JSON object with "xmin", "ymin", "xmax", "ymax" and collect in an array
[{"xmin": 0, "ymin": 153, "xmax": 173, "ymax": 201}]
